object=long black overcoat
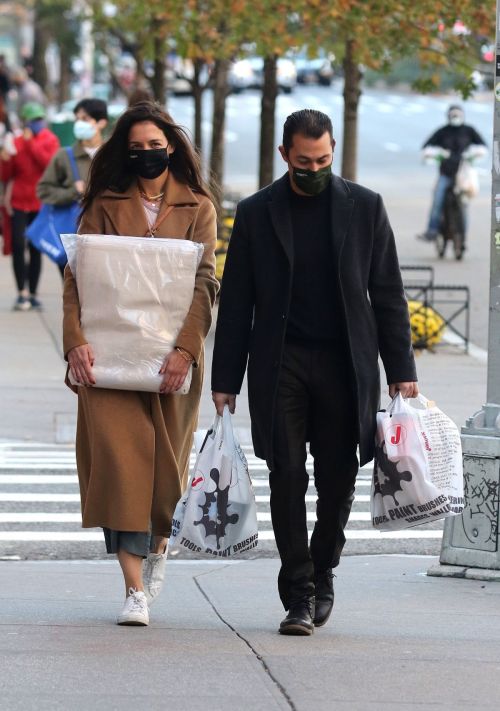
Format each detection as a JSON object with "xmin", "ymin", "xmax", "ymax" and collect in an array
[{"xmin": 211, "ymin": 173, "xmax": 417, "ymax": 467}]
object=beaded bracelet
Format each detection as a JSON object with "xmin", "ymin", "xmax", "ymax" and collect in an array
[{"xmin": 175, "ymin": 346, "xmax": 194, "ymax": 363}]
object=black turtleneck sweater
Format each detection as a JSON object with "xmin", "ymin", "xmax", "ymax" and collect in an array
[{"xmin": 285, "ymin": 181, "xmax": 342, "ymax": 346}]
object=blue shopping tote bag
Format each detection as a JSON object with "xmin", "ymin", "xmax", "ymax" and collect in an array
[{"xmin": 27, "ymin": 147, "xmax": 81, "ymax": 266}]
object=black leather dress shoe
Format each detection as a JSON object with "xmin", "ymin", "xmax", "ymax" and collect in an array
[
  {"xmin": 313, "ymin": 569, "xmax": 335, "ymax": 627},
  {"xmin": 279, "ymin": 597, "xmax": 315, "ymax": 636}
]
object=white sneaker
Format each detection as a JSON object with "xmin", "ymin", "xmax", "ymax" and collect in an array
[
  {"xmin": 13, "ymin": 295, "xmax": 31, "ymax": 311},
  {"xmin": 117, "ymin": 588, "xmax": 149, "ymax": 626},
  {"xmin": 143, "ymin": 545, "xmax": 168, "ymax": 605}
]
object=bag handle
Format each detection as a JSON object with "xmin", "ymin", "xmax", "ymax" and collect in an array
[
  {"xmin": 386, "ymin": 391, "xmax": 403, "ymax": 415},
  {"xmin": 413, "ymin": 393, "xmax": 435, "ymax": 409},
  {"xmin": 200, "ymin": 411, "xmax": 223, "ymax": 453},
  {"xmin": 200, "ymin": 405, "xmax": 233, "ymax": 453},
  {"xmin": 221, "ymin": 404, "xmax": 236, "ymax": 451},
  {"xmin": 65, "ymin": 147, "xmax": 80, "ymax": 181},
  {"xmin": 387, "ymin": 391, "xmax": 432, "ymax": 416}
]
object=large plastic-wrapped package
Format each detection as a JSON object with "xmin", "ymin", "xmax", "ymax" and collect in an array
[{"xmin": 62, "ymin": 233, "xmax": 203, "ymax": 394}]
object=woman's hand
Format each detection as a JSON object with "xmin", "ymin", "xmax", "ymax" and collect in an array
[
  {"xmin": 68, "ymin": 344, "xmax": 95, "ymax": 386},
  {"xmin": 159, "ymin": 350, "xmax": 192, "ymax": 394}
]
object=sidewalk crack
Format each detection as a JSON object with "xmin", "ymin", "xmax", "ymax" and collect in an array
[
  {"xmin": 194, "ymin": 570, "xmax": 296, "ymax": 711},
  {"xmin": 37, "ymin": 312, "xmax": 64, "ymax": 360}
]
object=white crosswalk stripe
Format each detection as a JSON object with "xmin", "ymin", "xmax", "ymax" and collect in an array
[
  {"xmin": 0, "ymin": 530, "xmax": 444, "ymax": 542},
  {"xmin": 0, "ymin": 441, "xmax": 443, "ymax": 554},
  {"xmin": 0, "ymin": 511, "xmax": 374, "ymax": 523}
]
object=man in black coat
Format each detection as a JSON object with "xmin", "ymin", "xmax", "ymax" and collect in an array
[{"xmin": 212, "ymin": 109, "xmax": 418, "ymax": 636}]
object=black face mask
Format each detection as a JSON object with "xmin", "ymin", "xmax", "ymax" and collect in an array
[{"xmin": 127, "ymin": 148, "xmax": 170, "ymax": 179}]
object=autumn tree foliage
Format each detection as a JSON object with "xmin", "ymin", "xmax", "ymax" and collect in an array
[
  {"xmin": 170, "ymin": 1, "xmax": 247, "ymax": 207},
  {"xmin": 303, "ymin": 0, "xmax": 494, "ymax": 180},
  {"xmin": 237, "ymin": 1, "xmax": 305, "ymax": 188},
  {"xmin": 31, "ymin": 0, "xmax": 80, "ymax": 104},
  {"xmin": 90, "ymin": 0, "xmax": 175, "ymax": 106},
  {"xmin": 89, "ymin": 0, "xmax": 494, "ymax": 187}
]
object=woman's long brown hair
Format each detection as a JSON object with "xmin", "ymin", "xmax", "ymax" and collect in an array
[{"xmin": 80, "ymin": 101, "xmax": 213, "ymax": 215}]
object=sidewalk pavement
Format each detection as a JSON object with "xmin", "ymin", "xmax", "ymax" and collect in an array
[
  {"xmin": 2, "ymin": 556, "xmax": 499, "ymax": 710},
  {"xmin": 0, "ymin": 249, "xmax": 498, "ymax": 709}
]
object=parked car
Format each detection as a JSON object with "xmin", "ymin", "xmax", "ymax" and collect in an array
[
  {"xmin": 294, "ymin": 52, "xmax": 335, "ymax": 86},
  {"xmin": 167, "ymin": 55, "xmax": 298, "ymax": 96},
  {"xmin": 232, "ymin": 57, "xmax": 297, "ymax": 94},
  {"xmin": 169, "ymin": 73, "xmax": 192, "ymax": 96},
  {"xmin": 166, "ymin": 58, "xmax": 211, "ymax": 96},
  {"xmin": 228, "ymin": 59, "xmax": 255, "ymax": 93}
]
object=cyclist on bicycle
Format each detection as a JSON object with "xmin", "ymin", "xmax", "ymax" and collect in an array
[{"xmin": 417, "ymin": 105, "xmax": 486, "ymax": 243}]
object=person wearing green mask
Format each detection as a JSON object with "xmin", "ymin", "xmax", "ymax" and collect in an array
[
  {"xmin": 211, "ymin": 108, "xmax": 418, "ymax": 636},
  {"xmin": 37, "ymin": 98, "xmax": 108, "ymax": 275}
]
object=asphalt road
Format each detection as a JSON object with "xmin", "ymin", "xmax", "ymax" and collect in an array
[{"xmin": 0, "ymin": 443, "xmax": 445, "ymax": 561}]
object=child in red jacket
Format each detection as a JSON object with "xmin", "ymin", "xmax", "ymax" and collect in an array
[{"xmin": 1, "ymin": 102, "xmax": 59, "ymax": 310}]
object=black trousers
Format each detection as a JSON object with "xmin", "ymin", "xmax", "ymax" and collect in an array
[
  {"xmin": 269, "ymin": 342, "xmax": 359, "ymax": 610},
  {"xmin": 11, "ymin": 209, "xmax": 41, "ymax": 294}
]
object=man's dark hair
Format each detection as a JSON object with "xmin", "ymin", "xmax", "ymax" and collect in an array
[
  {"xmin": 74, "ymin": 98, "xmax": 108, "ymax": 122},
  {"xmin": 282, "ymin": 109, "xmax": 333, "ymax": 153}
]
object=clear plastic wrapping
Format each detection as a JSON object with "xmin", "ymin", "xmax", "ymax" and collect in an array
[{"xmin": 61, "ymin": 233, "xmax": 203, "ymax": 394}]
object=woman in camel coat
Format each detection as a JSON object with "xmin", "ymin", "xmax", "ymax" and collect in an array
[{"xmin": 63, "ymin": 102, "xmax": 218, "ymax": 626}]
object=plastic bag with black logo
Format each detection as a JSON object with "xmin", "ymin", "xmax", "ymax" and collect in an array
[
  {"xmin": 371, "ymin": 393, "xmax": 464, "ymax": 531},
  {"xmin": 170, "ymin": 406, "xmax": 258, "ymax": 557}
]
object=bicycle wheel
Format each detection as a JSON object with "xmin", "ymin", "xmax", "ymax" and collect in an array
[
  {"xmin": 451, "ymin": 200, "xmax": 465, "ymax": 261},
  {"xmin": 436, "ymin": 233, "xmax": 446, "ymax": 258},
  {"xmin": 440, "ymin": 190, "xmax": 454, "ymax": 258},
  {"xmin": 445, "ymin": 190, "xmax": 465, "ymax": 260},
  {"xmin": 453, "ymin": 236, "xmax": 464, "ymax": 260}
]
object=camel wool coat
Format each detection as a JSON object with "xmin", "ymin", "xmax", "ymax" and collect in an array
[{"xmin": 62, "ymin": 174, "xmax": 218, "ymax": 536}]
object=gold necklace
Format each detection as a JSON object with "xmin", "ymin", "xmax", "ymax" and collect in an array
[{"xmin": 139, "ymin": 187, "xmax": 164, "ymax": 202}]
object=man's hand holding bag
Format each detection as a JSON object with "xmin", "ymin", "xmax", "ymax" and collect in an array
[{"xmin": 371, "ymin": 393, "xmax": 465, "ymax": 531}]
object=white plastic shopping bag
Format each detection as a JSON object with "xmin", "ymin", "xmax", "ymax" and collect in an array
[
  {"xmin": 170, "ymin": 406, "xmax": 258, "ymax": 557},
  {"xmin": 455, "ymin": 161, "xmax": 479, "ymax": 198},
  {"xmin": 371, "ymin": 393, "xmax": 464, "ymax": 531},
  {"xmin": 61, "ymin": 233, "xmax": 203, "ymax": 393}
]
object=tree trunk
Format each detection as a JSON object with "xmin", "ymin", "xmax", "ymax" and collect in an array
[
  {"xmin": 58, "ymin": 45, "xmax": 71, "ymax": 107},
  {"xmin": 151, "ymin": 36, "xmax": 166, "ymax": 106},
  {"xmin": 341, "ymin": 39, "xmax": 362, "ymax": 182},
  {"xmin": 192, "ymin": 58, "xmax": 205, "ymax": 154},
  {"xmin": 209, "ymin": 58, "xmax": 230, "ymax": 215},
  {"xmin": 32, "ymin": 3, "xmax": 49, "ymax": 91},
  {"xmin": 259, "ymin": 55, "xmax": 278, "ymax": 189}
]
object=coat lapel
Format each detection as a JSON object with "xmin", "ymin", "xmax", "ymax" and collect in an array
[
  {"xmin": 102, "ymin": 184, "xmax": 147, "ymax": 235},
  {"xmin": 330, "ymin": 175, "xmax": 354, "ymax": 265},
  {"xmin": 100, "ymin": 173, "xmax": 200, "ymax": 238},
  {"xmin": 268, "ymin": 172, "xmax": 355, "ymax": 267},
  {"xmin": 268, "ymin": 173, "xmax": 294, "ymax": 266},
  {"xmin": 157, "ymin": 172, "xmax": 199, "ymax": 237}
]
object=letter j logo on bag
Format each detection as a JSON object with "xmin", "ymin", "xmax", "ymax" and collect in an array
[
  {"xmin": 388, "ymin": 424, "xmax": 406, "ymax": 446},
  {"xmin": 191, "ymin": 475, "xmax": 205, "ymax": 490}
]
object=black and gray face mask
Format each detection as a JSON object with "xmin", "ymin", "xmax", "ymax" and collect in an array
[
  {"xmin": 292, "ymin": 164, "xmax": 332, "ymax": 195},
  {"xmin": 127, "ymin": 148, "xmax": 170, "ymax": 179}
]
